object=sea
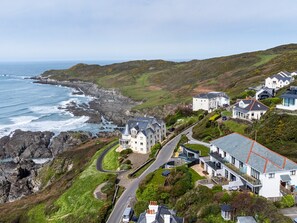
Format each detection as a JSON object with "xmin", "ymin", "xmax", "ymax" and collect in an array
[{"xmin": 0, "ymin": 61, "xmax": 119, "ymax": 138}]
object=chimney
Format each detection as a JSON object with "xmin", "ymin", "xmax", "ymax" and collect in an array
[
  {"xmin": 145, "ymin": 209, "xmax": 156, "ymax": 223},
  {"xmin": 164, "ymin": 214, "xmax": 171, "ymax": 223},
  {"xmin": 148, "ymin": 201, "xmax": 159, "ymax": 213}
]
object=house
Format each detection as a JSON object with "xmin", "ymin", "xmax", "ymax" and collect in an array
[
  {"xmin": 193, "ymin": 92, "xmax": 230, "ymax": 112},
  {"xmin": 232, "ymin": 99, "xmax": 269, "ymax": 121},
  {"xmin": 276, "ymin": 86, "xmax": 297, "ymax": 111},
  {"xmin": 255, "ymin": 87, "xmax": 275, "ymax": 100},
  {"xmin": 119, "ymin": 116, "xmax": 166, "ymax": 154},
  {"xmin": 264, "ymin": 71, "xmax": 293, "ymax": 90},
  {"xmin": 221, "ymin": 204, "xmax": 235, "ymax": 221},
  {"xmin": 204, "ymin": 133, "xmax": 297, "ymax": 198},
  {"xmin": 237, "ymin": 216, "xmax": 257, "ymax": 223},
  {"xmin": 137, "ymin": 201, "xmax": 184, "ymax": 223}
]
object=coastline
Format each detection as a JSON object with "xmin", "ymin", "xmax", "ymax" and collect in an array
[{"xmin": 32, "ymin": 77, "xmax": 140, "ymax": 125}]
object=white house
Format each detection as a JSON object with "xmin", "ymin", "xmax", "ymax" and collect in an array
[
  {"xmin": 119, "ymin": 116, "xmax": 166, "ymax": 154},
  {"xmin": 204, "ymin": 133, "xmax": 297, "ymax": 199},
  {"xmin": 265, "ymin": 71, "xmax": 293, "ymax": 90},
  {"xmin": 232, "ymin": 99, "xmax": 269, "ymax": 121},
  {"xmin": 193, "ymin": 92, "xmax": 230, "ymax": 112},
  {"xmin": 276, "ymin": 86, "xmax": 297, "ymax": 111},
  {"xmin": 137, "ymin": 201, "xmax": 184, "ymax": 223},
  {"xmin": 255, "ymin": 87, "xmax": 275, "ymax": 100}
]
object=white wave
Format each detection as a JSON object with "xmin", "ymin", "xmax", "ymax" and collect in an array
[
  {"xmin": 30, "ymin": 105, "xmax": 60, "ymax": 114},
  {"xmin": 0, "ymin": 115, "xmax": 90, "ymax": 138}
]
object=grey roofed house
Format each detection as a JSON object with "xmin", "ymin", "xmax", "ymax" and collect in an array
[
  {"xmin": 271, "ymin": 72, "xmax": 292, "ymax": 82},
  {"xmin": 280, "ymin": 86, "xmax": 297, "ymax": 99},
  {"xmin": 193, "ymin": 91, "xmax": 229, "ymax": 99},
  {"xmin": 126, "ymin": 116, "xmax": 163, "ymax": 136},
  {"xmin": 256, "ymin": 87, "xmax": 275, "ymax": 100},
  {"xmin": 137, "ymin": 205, "xmax": 183, "ymax": 223},
  {"xmin": 210, "ymin": 133, "xmax": 297, "ymax": 173},
  {"xmin": 233, "ymin": 99, "xmax": 269, "ymax": 113}
]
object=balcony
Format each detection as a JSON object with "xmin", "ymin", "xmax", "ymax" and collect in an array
[{"xmin": 210, "ymin": 152, "xmax": 261, "ymax": 186}]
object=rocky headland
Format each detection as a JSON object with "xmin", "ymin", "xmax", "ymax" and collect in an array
[
  {"xmin": 0, "ymin": 130, "xmax": 92, "ymax": 204},
  {"xmin": 33, "ymin": 77, "xmax": 140, "ymax": 125}
]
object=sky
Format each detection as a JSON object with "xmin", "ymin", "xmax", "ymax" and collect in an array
[{"xmin": 0, "ymin": 0, "xmax": 297, "ymax": 61}]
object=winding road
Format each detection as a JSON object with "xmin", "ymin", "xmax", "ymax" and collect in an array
[{"xmin": 106, "ymin": 124, "xmax": 207, "ymax": 223}]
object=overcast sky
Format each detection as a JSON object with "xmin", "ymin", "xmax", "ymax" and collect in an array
[{"xmin": 0, "ymin": 0, "xmax": 297, "ymax": 61}]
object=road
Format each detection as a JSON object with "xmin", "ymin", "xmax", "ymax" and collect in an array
[
  {"xmin": 107, "ymin": 124, "xmax": 203, "ymax": 223},
  {"xmin": 280, "ymin": 207, "xmax": 297, "ymax": 220}
]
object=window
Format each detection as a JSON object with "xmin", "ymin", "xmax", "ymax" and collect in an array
[
  {"xmin": 225, "ymin": 170, "xmax": 229, "ymax": 179},
  {"xmin": 251, "ymin": 168, "xmax": 260, "ymax": 180},
  {"xmin": 223, "ymin": 151, "xmax": 226, "ymax": 157},
  {"xmin": 291, "ymin": 170, "xmax": 296, "ymax": 176},
  {"xmin": 239, "ymin": 161, "xmax": 243, "ymax": 168},
  {"xmin": 135, "ymin": 141, "xmax": 137, "ymax": 144},
  {"xmin": 268, "ymin": 173, "xmax": 275, "ymax": 178},
  {"xmin": 140, "ymin": 137, "xmax": 143, "ymax": 140},
  {"xmin": 140, "ymin": 142, "xmax": 143, "ymax": 145},
  {"xmin": 251, "ymin": 113, "xmax": 254, "ymax": 116},
  {"xmin": 231, "ymin": 156, "xmax": 235, "ymax": 165}
]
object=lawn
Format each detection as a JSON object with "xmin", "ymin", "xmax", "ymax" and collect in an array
[
  {"xmin": 221, "ymin": 110, "xmax": 232, "ymax": 117},
  {"xmin": 102, "ymin": 144, "xmax": 120, "ymax": 171},
  {"xmin": 184, "ymin": 143, "xmax": 210, "ymax": 156},
  {"xmin": 189, "ymin": 168, "xmax": 205, "ymax": 182},
  {"xmin": 27, "ymin": 142, "xmax": 116, "ymax": 223},
  {"xmin": 223, "ymin": 120, "xmax": 248, "ymax": 134}
]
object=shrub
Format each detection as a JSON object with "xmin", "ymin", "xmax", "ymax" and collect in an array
[
  {"xmin": 134, "ymin": 201, "xmax": 149, "ymax": 217},
  {"xmin": 120, "ymin": 164, "xmax": 132, "ymax": 170},
  {"xmin": 280, "ymin": 195, "xmax": 295, "ymax": 208},
  {"xmin": 120, "ymin": 149, "xmax": 133, "ymax": 156},
  {"xmin": 123, "ymin": 159, "xmax": 132, "ymax": 165},
  {"xmin": 149, "ymin": 143, "xmax": 162, "ymax": 158},
  {"xmin": 209, "ymin": 114, "xmax": 221, "ymax": 122}
]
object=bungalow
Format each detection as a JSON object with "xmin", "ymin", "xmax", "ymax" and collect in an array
[
  {"xmin": 276, "ymin": 86, "xmax": 297, "ymax": 111},
  {"xmin": 205, "ymin": 133, "xmax": 297, "ymax": 199},
  {"xmin": 232, "ymin": 99, "xmax": 269, "ymax": 121},
  {"xmin": 265, "ymin": 71, "xmax": 293, "ymax": 90},
  {"xmin": 193, "ymin": 92, "xmax": 230, "ymax": 112},
  {"xmin": 137, "ymin": 201, "xmax": 184, "ymax": 223}
]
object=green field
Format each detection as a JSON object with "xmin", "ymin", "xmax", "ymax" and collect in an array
[
  {"xmin": 184, "ymin": 143, "xmax": 210, "ymax": 156},
  {"xmin": 27, "ymin": 143, "xmax": 116, "ymax": 223},
  {"xmin": 223, "ymin": 120, "xmax": 248, "ymax": 134},
  {"xmin": 102, "ymin": 144, "xmax": 120, "ymax": 170}
]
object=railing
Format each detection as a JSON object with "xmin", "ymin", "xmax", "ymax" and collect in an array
[{"xmin": 210, "ymin": 152, "xmax": 261, "ymax": 186}]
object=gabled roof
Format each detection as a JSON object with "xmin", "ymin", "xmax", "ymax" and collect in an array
[
  {"xmin": 137, "ymin": 205, "xmax": 183, "ymax": 223},
  {"xmin": 194, "ymin": 91, "xmax": 229, "ymax": 99},
  {"xmin": 126, "ymin": 116, "xmax": 163, "ymax": 137},
  {"xmin": 210, "ymin": 133, "xmax": 297, "ymax": 173},
  {"xmin": 233, "ymin": 99, "xmax": 269, "ymax": 112},
  {"xmin": 269, "ymin": 71, "xmax": 292, "ymax": 82}
]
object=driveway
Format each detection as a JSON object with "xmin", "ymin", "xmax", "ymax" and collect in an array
[
  {"xmin": 280, "ymin": 207, "xmax": 297, "ymax": 220},
  {"xmin": 106, "ymin": 124, "xmax": 201, "ymax": 223}
]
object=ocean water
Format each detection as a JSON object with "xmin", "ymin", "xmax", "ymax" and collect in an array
[{"xmin": 0, "ymin": 61, "xmax": 118, "ymax": 137}]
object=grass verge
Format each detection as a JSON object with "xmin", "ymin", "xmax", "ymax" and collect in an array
[{"xmin": 102, "ymin": 144, "xmax": 120, "ymax": 171}]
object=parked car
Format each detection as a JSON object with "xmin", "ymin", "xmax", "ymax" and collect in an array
[
  {"xmin": 122, "ymin": 207, "xmax": 133, "ymax": 223},
  {"xmin": 222, "ymin": 116, "xmax": 227, "ymax": 121}
]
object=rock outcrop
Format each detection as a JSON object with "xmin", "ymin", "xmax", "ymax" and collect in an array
[{"xmin": 0, "ymin": 130, "xmax": 92, "ymax": 204}]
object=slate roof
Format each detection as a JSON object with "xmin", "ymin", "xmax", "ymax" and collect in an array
[
  {"xmin": 210, "ymin": 133, "xmax": 297, "ymax": 173},
  {"xmin": 194, "ymin": 91, "xmax": 229, "ymax": 99},
  {"xmin": 233, "ymin": 99, "xmax": 269, "ymax": 113},
  {"xmin": 281, "ymin": 86, "xmax": 297, "ymax": 99},
  {"xmin": 126, "ymin": 116, "xmax": 163, "ymax": 136},
  {"xmin": 137, "ymin": 205, "xmax": 183, "ymax": 223},
  {"xmin": 270, "ymin": 71, "xmax": 292, "ymax": 82}
]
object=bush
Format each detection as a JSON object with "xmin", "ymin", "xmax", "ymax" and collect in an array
[
  {"xmin": 149, "ymin": 143, "xmax": 162, "ymax": 158},
  {"xmin": 280, "ymin": 195, "xmax": 295, "ymax": 208},
  {"xmin": 209, "ymin": 114, "xmax": 221, "ymax": 122},
  {"xmin": 120, "ymin": 149, "xmax": 133, "ymax": 157},
  {"xmin": 120, "ymin": 164, "xmax": 132, "ymax": 170},
  {"xmin": 123, "ymin": 159, "xmax": 132, "ymax": 165},
  {"xmin": 134, "ymin": 201, "xmax": 149, "ymax": 217}
]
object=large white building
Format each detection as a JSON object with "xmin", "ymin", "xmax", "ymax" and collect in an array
[
  {"xmin": 119, "ymin": 116, "xmax": 166, "ymax": 154},
  {"xmin": 232, "ymin": 99, "xmax": 269, "ymax": 121},
  {"xmin": 193, "ymin": 92, "xmax": 230, "ymax": 112},
  {"xmin": 265, "ymin": 71, "xmax": 294, "ymax": 90},
  {"xmin": 204, "ymin": 133, "xmax": 297, "ymax": 199}
]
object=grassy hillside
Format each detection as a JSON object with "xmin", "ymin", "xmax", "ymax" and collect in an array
[
  {"xmin": 42, "ymin": 44, "xmax": 297, "ymax": 110},
  {"xmin": 0, "ymin": 139, "xmax": 117, "ymax": 223}
]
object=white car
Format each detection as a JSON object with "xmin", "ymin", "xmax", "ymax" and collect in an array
[{"xmin": 122, "ymin": 207, "xmax": 133, "ymax": 223}]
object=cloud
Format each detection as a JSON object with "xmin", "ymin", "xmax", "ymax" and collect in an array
[{"xmin": 0, "ymin": 0, "xmax": 296, "ymax": 60}]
